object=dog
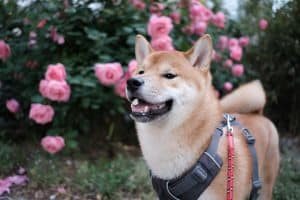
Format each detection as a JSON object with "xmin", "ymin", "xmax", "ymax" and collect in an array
[{"xmin": 126, "ymin": 34, "xmax": 280, "ymax": 200}]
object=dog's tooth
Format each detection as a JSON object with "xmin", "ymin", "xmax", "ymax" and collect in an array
[
  {"xmin": 132, "ymin": 98, "xmax": 139, "ymax": 106},
  {"xmin": 144, "ymin": 106, "xmax": 150, "ymax": 112}
]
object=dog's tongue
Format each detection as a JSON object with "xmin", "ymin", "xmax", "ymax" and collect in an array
[{"xmin": 131, "ymin": 99, "xmax": 165, "ymax": 113}]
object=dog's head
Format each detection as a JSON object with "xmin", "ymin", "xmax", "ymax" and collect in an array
[{"xmin": 126, "ymin": 34, "xmax": 213, "ymax": 124}]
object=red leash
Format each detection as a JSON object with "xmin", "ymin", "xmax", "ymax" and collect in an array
[{"xmin": 226, "ymin": 115, "xmax": 234, "ymax": 200}]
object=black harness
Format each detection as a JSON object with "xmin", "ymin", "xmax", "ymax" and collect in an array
[{"xmin": 150, "ymin": 115, "xmax": 262, "ymax": 200}]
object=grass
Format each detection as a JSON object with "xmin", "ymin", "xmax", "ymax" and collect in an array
[{"xmin": 0, "ymin": 139, "xmax": 299, "ymax": 199}]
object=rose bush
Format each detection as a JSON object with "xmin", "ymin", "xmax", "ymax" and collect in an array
[{"xmin": 0, "ymin": 0, "xmax": 276, "ymax": 149}]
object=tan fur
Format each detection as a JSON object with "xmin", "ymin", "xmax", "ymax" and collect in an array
[
  {"xmin": 130, "ymin": 35, "xmax": 280, "ymax": 200},
  {"xmin": 221, "ymin": 80, "xmax": 266, "ymax": 114}
]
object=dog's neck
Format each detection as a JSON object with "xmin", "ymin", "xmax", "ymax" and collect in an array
[{"xmin": 136, "ymin": 86, "xmax": 222, "ymax": 179}]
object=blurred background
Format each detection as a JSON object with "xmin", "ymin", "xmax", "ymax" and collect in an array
[{"xmin": 0, "ymin": 0, "xmax": 299, "ymax": 199}]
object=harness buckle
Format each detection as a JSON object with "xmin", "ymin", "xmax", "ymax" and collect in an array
[
  {"xmin": 242, "ymin": 129, "xmax": 256, "ymax": 144},
  {"xmin": 192, "ymin": 165, "xmax": 207, "ymax": 183},
  {"xmin": 253, "ymin": 180, "xmax": 262, "ymax": 189}
]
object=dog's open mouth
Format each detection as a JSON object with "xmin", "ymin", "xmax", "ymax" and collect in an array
[{"xmin": 129, "ymin": 98, "xmax": 173, "ymax": 122}]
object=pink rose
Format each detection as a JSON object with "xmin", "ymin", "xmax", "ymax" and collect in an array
[
  {"xmin": 189, "ymin": 3, "xmax": 212, "ymax": 22},
  {"xmin": 40, "ymin": 80, "xmax": 71, "ymax": 102},
  {"xmin": 212, "ymin": 50, "xmax": 221, "ymax": 62},
  {"xmin": 0, "ymin": 179, "xmax": 12, "ymax": 195},
  {"xmin": 151, "ymin": 35, "xmax": 174, "ymax": 51},
  {"xmin": 170, "ymin": 11, "xmax": 181, "ymax": 24},
  {"xmin": 37, "ymin": 19, "xmax": 46, "ymax": 29},
  {"xmin": 41, "ymin": 136, "xmax": 65, "ymax": 154},
  {"xmin": 6, "ymin": 99, "xmax": 20, "ymax": 113},
  {"xmin": 259, "ymin": 19, "xmax": 268, "ymax": 30},
  {"xmin": 147, "ymin": 15, "xmax": 173, "ymax": 39},
  {"xmin": 39, "ymin": 79, "xmax": 48, "ymax": 97},
  {"xmin": 129, "ymin": 0, "xmax": 146, "ymax": 10},
  {"xmin": 239, "ymin": 36, "xmax": 250, "ymax": 47},
  {"xmin": 150, "ymin": 2, "xmax": 165, "ymax": 15},
  {"xmin": 57, "ymin": 35, "xmax": 65, "ymax": 45},
  {"xmin": 128, "ymin": 59, "xmax": 138, "ymax": 76},
  {"xmin": 94, "ymin": 62, "xmax": 123, "ymax": 85},
  {"xmin": 223, "ymin": 59, "xmax": 233, "ymax": 68},
  {"xmin": 228, "ymin": 38, "xmax": 239, "ymax": 49},
  {"xmin": 194, "ymin": 21, "xmax": 207, "ymax": 35},
  {"xmin": 211, "ymin": 11, "xmax": 225, "ymax": 28},
  {"xmin": 182, "ymin": 25, "xmax": 194, "ymax": 35},
  {"xmin": 115, "ymin": 74, "xmax": 129, "ymax": 98},
  {"xmin": 45, "ymin": 63, "xmax": 66, "ymax": 81},
  {"xmin": 223, "ymin": 82, "xmax": 233, "ymax": 92},
  {"xmin": 217, "ymin": 36, "xmax": 228, "ymax": 50},
  {"xmin": 230, "ymin": 46, "xmax": 243, "ymax": 61},
  {"xmin": 232, "ymin": 64, "xmax": 244, "ymax": 77},
  {"xmin": 6, "ymin": 175, "xmax": 28, "ymax": 185},
  {"xmin": 29, "ymin": 103, "xmax": 54, "ymax": 124},
  {"xmin": 0, "ymin": 40, "xmax": 11, "ymax": 61}
]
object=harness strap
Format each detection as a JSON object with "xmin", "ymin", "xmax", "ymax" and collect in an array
[
  {"xmin": 231, "ymin": 120, "xmax": 262, "ymax": 200},
  {"xmin": 151, "ymin": 126, "xmax": 224, "ymax": 200}
]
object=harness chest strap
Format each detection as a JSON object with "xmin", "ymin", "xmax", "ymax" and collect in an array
[{"xmin": 150, "ymin": 116, "xmax": 262, "ymax": 200}]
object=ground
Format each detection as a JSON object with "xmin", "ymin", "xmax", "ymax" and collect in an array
[{"xmin": 0, "ymin": 136, "xmax": 300, "ymax": 200}]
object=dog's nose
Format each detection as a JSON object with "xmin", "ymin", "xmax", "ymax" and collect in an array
[{"xmin": 127, "ymin": 78, "xmax": 144, "ymax": 92}]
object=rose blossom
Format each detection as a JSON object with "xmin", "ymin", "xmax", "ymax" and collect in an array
[
  {"xmin": 94, "ymin": 62, "xmax": 123, "ymax": 85},
  {"xmin": 128, "ymin": 59, "xmax": 138, "ymax": 76},
  {"xmin": 194, "ymin": 21, "xmax": 207, "ymax": 35},
  {"xmin": 218, "ymin": 36, "xmax": 228, "ymax": 50},
  {"xmin": 45, "ymin": 63, "xmax": 66, "ymax": 81},
  {"xmin": 40, "ymin": 80, "xmax": 71, "ymax": 102},
  {"xmin": 223, "ymin": 82, "xmax": 233, "ymax": 92},
  {"xmin": 129, "ymin": 0, "xmax": 145, "ymax": 11},
  {"xmin": 212, "ymin": 50, "xmax": 221, "ymax": 62},
  {"xmin": 259, "ymin": 19, "xmax": 268, "ymax": 30},
  {"xmin": 211, "ymin": 11, "xmax": 225, "ymax": 28},
  {"xmin": 170, "ymin": 11, "xmax": 181, "ymax": 24},
  {"xmin": 6, "ymin": 99, "xmax": 20, "ymax": 113},
  {"xmin": 239, "ymin": 36, "xmax": 250, "ymax": 47},
  {"xmin": 147, "ymin": 15, "xmax": 173, "ymax": 39},
  {"xmin": 0, "ymin": 40, "xmax": 11, "ymax": 61},
  {"xmin": 228, "ymin": 38, "xmax": 239, "ymax": 49},
  {"xmin": 230, "ymin": 46, "xmax": 243, "ymax": 61},
  {"xmin": 115, "ymin": 74, "xmax": 129, "ymax": 98},
  {"xmin": 37, "ymin": 19, "xmax": 47, "ymax": 28},
  {"xmin": 29, "ymin": 103, "xmax": 54, "ymax": 124},
  {"xmin": 223, "ymin": 59, "xmax": 233, "ymax": 68},
  {"xmin": 232, "ymin": 64, "xmax": 244, "ymax": 77},
  {"xmin": 182, "ymin": 25, "xmax": 194, "ymax": 35},
  {"xmin": 150, "ymin": 2, "xmax": 165, "ymax": 15},
  {"xmin": 189, "ymin": 2, "xmax": 212, "ymax": 22},
  {"xmin": 41, "ymin": 136, "xmax": 65, "ymax": 154},
  {"xmin": 151, "ymin": 35, "xmax": 174, "ymax": 51}
]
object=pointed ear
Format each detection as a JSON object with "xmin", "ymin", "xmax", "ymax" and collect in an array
[
  {"xmin": 184, "ymin": 34, "xmax": 212, "ymax": 70},
  {"xmin": 135, "ymin": 35, "xmax": 153, "ymax": 65}
]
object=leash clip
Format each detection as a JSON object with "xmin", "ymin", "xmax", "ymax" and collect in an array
[{"xmin": 225, "ymin": 114, "xmax": 233, "ymax": 133}]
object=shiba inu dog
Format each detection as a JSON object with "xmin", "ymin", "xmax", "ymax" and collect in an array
[{"xmin": 126, "ymin": 34, "xmax": 279, "ymax": 200}]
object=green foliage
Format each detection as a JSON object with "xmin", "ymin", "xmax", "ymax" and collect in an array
[
  {"xmin": 75, "ymin": 155, "xmax": 135, "ymax": 197},
  {"xmin": 244, "ymin": 0, "xmax": 300, "ymax": 133},
  {"xmin": 0, "ymin": 141, "xmax": 26, "ymax": 175}
]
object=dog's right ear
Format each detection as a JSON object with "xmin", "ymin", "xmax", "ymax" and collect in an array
[{"xmin": 135, "ymin": 35, "xmax": 153, "ymax": 65}]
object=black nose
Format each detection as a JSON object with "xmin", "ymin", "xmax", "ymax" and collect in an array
[{"xmin": 127, "ymin": 78, "xmax": 144, "ymax": 92}]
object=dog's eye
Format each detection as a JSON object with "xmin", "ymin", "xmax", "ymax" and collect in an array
[
  {"xmin": 163, "ymin": 73, "xmax": 177, "ymax": 79},
  {"xmin": 138, "ymin": 70, "xmax": 144, "ymax": 75}
]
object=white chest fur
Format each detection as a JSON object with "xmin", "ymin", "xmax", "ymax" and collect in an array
[{"xmin": 137, "ymin": 123, "xmax": 200, "ymax": 180}]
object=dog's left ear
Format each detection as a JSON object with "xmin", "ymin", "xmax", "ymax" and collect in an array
[{"xmin": 184, "ymin": 34, "xmax": 212, "ymax": 70}]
